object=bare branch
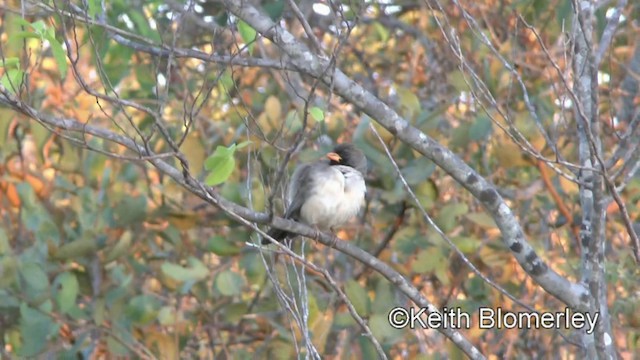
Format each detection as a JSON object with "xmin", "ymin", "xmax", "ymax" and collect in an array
[
  {"xmin": 0, "ymin": 91, "xmax": 483, "ymax": 359},
  {"xmin": 595, "ymin": 0, "xmax": 627, "ymax": 66},
  {"xmin": 220, "ymin": 0, "xmax": 590, "ymax": 311}
]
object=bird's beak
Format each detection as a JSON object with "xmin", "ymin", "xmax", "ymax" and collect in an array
[{"xmin": 326, "ymin": 152, "xmax": 341, "ymax": 162}]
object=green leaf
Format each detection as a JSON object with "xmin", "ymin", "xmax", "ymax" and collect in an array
[
  {"xmin": 205, "ymin": 156, "xmax": 235, "ymax": 186},
  {"xmin": 205, "ymin": 144, "xmax": 237, "ymax": 166},
  {"xmin": 1, "ymin": 68, "xmax": 24, "ymax": 94},
  {"xmin": 467, "ymin": 276, "xmax": 488, "ymax": 299},
  {"xmin": 219, "ymin": 70, "xmax": 234, "ymax": 91},
  {"xmin": 204, "ymin": 145, "xmax": 238, "ymax": 186},
  {"xmin": 221, "ymin": 303, "xmax": 249, "ymax": 323},
  {"xmin": 237, "ymin": 20, "xmax": 257, "ymax": 54},
  {"xmin": 450, "ymin": 122, "xmax": 472, "ymax": 150},
  {"xmin": 44, "ymin": 34, "xmax": 68, "ymax": 78},
  {"xmin": 12, "ymin": 17, "xmax": 34, "ymax": 30},
  {"xmin": 309, "ymin": 107, "xmax": 324, "ymax": 122},
  {"xmin": 87, "ymin": 0, "xmax": 100, "ymax": 18},
  {"xmin": 263, "ymin": 0, "xmax": 285, "ymax": 20},
  {"xmin": 334, "ymin": 311, "xmax": 356, "ymax": 328},
  {"xmin": 18, "ymin": 303, "xmax": 56, "ymax": 356},
  {"xmin": 448, "ymin": 70, "xmax": 469, "ymax": 92},
  {"xmin": 0, "ymin": 228, "xmax": 9, "ymax": 255},
  {"xmin": 469, "ymin": 114, "xmax": 492, "ymax": 141},
  {"xmin": 412, "ymin": 247, "xmax": 447, "ymax": 274},
  {"xmin": 93, "ymin": 298, "xmax": 106, "ymax": 325},
  {"xmin": 283, "ymin": 109, "xmax": 303, "ymax": 132},
  {"xmin": 434, "ymin": 203, "xmax": 469, "ymax": 232},
  {"xmin": 100, "ymin": 44, "xmax": 134, "ymax": 87},
  {"xmin": 161, "ymin": 257, "xmax": 208, "ymax": 282},
  {"xmin": 104, "ymin": 231, "xmax": 133, "ymax": 262},
  {"xmin": 373, "ymin": 21, "xmax": 389, "ymax": 42},
  {"xmin": 0, "ymin": 289, "xmax": 19, "ymax": 307},
  {"xmin": 240, "ymin": 252, "xmax": 266, "ymax": 285},
  {"xmin": 157, "ymin": 306, "xmax": 179, "ymax": 325},
  {"xmin": 555, "ymin": 0, "xmax": 573, "ymax": 28},
  {"xmin": 0, "ymin": 57, "xmax": 20, "ymax": 68},
  {"xmin": 401, "ymin": 158, "xmax": 435, "ymax": 185},
  {"xmin": 0, "ymin": 257, "xmax": 18, "ymax": 288},
  {"xmin": 53, "ymin": 238, "xmax": 99, "ymax": 260},
  {"xmin": 11, "ymin": 31, "xmax": 41, "ymax": 41},
  {"xmin": 126, "ymin": 295, "xmax": 161, "ymax": 325},
  {"xmin": 128, "ymin": 10, "xmax": 161, "ymax": 42},
  {"xmin": 36, "ymin": 219, "xmax": 60, "ymax": 246},
  {"xmin": 371, "ymin": 281, "xmax": 395, "ymax": 313},
  {"xmin": 54, "ymin": 272, "xmax": 79, "ymax": 314},
  {"xmin": 369, "ymin": 313, "xmax": 402, "ymax": 341},
  {"xmin": 159, "ymin": 226, "xmax": 180, "ymax": 245},
  {"xmin": 452, "ymin": 236, "xmax": 479, "ymax": 254},
  {"xmin": 113, "ymin": 195, "xmax": 147, "ymax": 226},
  {"xmin": 358, "ymin": 334, "xmax": 381, "ymax": 360},
  {"xmin": 134, "ymin": 64, "xmax": 155, "ymax": 93},
  {"xmin": 20, "ymin": 262, "xmax": 49, "ymax": 294},
  {"xmin": 107, "ymin": 335, "xmax": 130, "ymax": 356},
  {"xmin": 29, "ymin": 20, "xmax": 47, "ymax": 36},
  {"xmin": 344, "ymin": 280, "xmax": 370, "ymax": 316},
  {"xmin": 206, "ymin": 235, "xmax": 241, "ymax": 256},
  {"xmin": 214, "ymin": 270, "xmax": 245, "ymax": 296},
  {"xmin": 236, "ymin": 140, "xmax": 253, "ymax": 149}
]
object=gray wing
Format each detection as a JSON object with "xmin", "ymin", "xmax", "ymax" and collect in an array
[
  {"xmin": 285, "ymin": 160, "xmax": 332, "ymax": 219},
  {"xmin": 264, "ymin": 160, "xmax": 329, "ymax": 243}
]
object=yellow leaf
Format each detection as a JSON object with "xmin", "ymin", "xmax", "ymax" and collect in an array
[
  {"xmin": 181, "ymin": 131, "xmax": 206, "ymax": 175},
  {"xmin": 479, "ymin": 246, "xmax": 509, "ymax": 268},
  {"xmin": 104, "ymin": 231, "xmax": 132, "ymax": 263},
  {"xmin": 52, "ymin": 238, "xmax": 99, "ymax": 260},
  {"xmin": 492, "ymin": 142, "xmax": 530, "ymax": 168},
  {"xmin": 396, "ymin": 87, "xmax": 421, "ymax": 117},
  {"xmin": 251, "ymin": 177, "xmax": 265, "ymax": 211},
  {"xmin": 145, "ymin": 331, "xmax": 179, "ymax": 360},
  {"xmin": 256, "ymin": 113, "xmax": 273, "ymax": 132},
  {"xmin": 559, "ymin": 174, "xmax": 579, "ymax": 195},
  {"xmin": 514, "ymin": 113, "xmax": 545, "ymax": 151},
  {"xmin": 311, "ymin": 311, "xmax": 333, "ymax": 351},
  {"xmin": 264, "ymin": 95, "xmax": 282, "ymax": 122},
  {"xmin": 167, "ymin": 212, "xmax": 202, "ymax": 231},
  {"xmin": 308, "ymin": 293, "xmax": 333, "ymax": 350},
  {"xmin": 465, "ymin": 212, "xmax": 497, "ymax": 229}
]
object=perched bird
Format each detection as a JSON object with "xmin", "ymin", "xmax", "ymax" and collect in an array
[{"xmin": 263, "ymin": 143, "xmax": 367, "ymax": 244}]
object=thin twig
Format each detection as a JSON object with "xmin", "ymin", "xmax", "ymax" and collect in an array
[{"xmin": 369, "ymin": 123, "xmax": 583, "ymax": 349}]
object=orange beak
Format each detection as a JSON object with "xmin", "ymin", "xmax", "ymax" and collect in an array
[{"xmin": 326, "ymin": 152, "xmax": 341, "ymax": 162}]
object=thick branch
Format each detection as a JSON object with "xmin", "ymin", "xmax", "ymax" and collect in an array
[
  {"xmin": 0, "ymin": 93, "xmax": 484, "ymax": 360},
  {"xmin": 571, "ymin": 0, "xmax": 617, "ymax": 357},
  {"xmin": 221, "ymin": 0, "xmax": 590, "ymax": 311}
]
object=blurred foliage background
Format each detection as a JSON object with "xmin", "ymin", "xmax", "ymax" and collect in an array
[{"xmin": 0, "ymin": 0, "xmax": 639, "ymax": 358}]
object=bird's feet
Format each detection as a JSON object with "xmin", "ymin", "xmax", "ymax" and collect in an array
[
  {"xmin": 313, "ymin": 226, "xmax": 322, "ymax": 244},
  {"xmin": 329, "ymin": 227, "xmax": 339, "ymax": 247}
]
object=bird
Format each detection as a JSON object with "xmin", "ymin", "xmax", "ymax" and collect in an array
[{"xmin": 263, "ymin": 143, "xmax": 367, "ymax": 244}]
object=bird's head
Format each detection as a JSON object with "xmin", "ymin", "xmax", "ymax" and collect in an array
[{"xmin": 326, "ymin": 143, "xmax": 367, "ymax": 174}]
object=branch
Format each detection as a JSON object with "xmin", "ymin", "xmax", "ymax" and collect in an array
[
  {"xmin": 369, "ymin": 124, "xmax": 582, "ymax": 349},
  {"xmin": 220, "ymin": 0, "xmax": 590, "ymax": 311},
  {"xmin": 0, "ymin": 92, "xmax": 484, "ymax": 360},
  {"xmin": 8, "ymin": 2, "xmax": 294, "ymax": 70},
  {"xmin": 594, "ymin": 0, "xmax": 627, "ymax": 67},
  {"xmin": 536, "ymin": 160, "xmax": 582, "ymax": 253},
  {"xmin": 570, "ymin": 0, "xmax": 617, "ymax": 357}
]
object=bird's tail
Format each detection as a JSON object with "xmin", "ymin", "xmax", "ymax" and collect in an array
[{"xmin": 262, "ymin": 227, "xmax": 291, "ymax": 244}]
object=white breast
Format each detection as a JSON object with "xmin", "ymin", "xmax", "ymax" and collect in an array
[
  {"xmin": 336, "ymin": 167, "xmax": 366, "ymax": 221},
  {"xmin": 299, "ymin": 165, "xmax": 365, "ymax": 230}
]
